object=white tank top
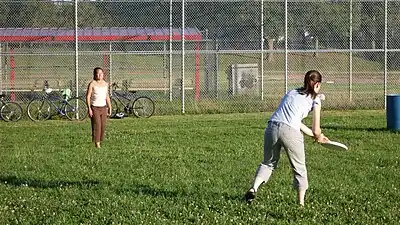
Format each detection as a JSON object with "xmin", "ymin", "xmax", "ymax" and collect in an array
[
  {"xmin": 91, "ymin": 85, "xmax": 108, "ymax": 107},
  {"xmin": 269, "ymin": 89, "xmax": 321, "ymax": 130}
]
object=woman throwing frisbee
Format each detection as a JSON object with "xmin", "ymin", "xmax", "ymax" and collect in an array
[{"xmin": 245, "ymin": 70, "xmax": 329, "ymax": 206}]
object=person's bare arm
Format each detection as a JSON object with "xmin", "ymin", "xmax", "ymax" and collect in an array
[
  {"xmin": 106, "ymin": 82, "xmax": 112, "ymax": 116},
  {"xmin": 312, "ymin": 103, "xmax": 329, "ymax": 143},
  {"xmin": 312, "ymin": 104, "xmax": 322, "ymax": 138},
  {"xmin": 301, "ymin": 121, "xmax": 329, "ymax": 143},
  {"xmin": 86, "ymin": 82, "xmax": 93, "ymax": 117},
  {"xmin": 300, "ymin": 123, "xmax": 314, "ymax": 137}
]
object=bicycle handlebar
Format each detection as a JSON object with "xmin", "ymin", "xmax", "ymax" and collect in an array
[{"xmin": 111, "ymin": 82, "xmax": 119, "ymax": 90}]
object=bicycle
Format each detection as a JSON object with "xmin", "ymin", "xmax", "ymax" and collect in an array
[
  {"xmin": 110, "ymin": 83, "xmax": 155, "ymax": 118},
  {"xmin": 0, "ymin": 94, "xmax": 23, "ymax": 122},
  {"xmin": 27, "ymin": 88, "xmax": 88, "ymax": 122}
]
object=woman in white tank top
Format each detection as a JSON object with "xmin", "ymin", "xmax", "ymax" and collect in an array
[
  {"xmin": 86, "ymin": 67, "xmax": 112, "ymax": 148},
  {"xmin": 244, "ymin": 70, "xmax": 330, "ymax": 207}
]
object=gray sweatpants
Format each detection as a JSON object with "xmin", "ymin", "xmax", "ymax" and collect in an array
[{"xmin": 254, "ymin": 121, "xmax": 308, "ymax": 190}]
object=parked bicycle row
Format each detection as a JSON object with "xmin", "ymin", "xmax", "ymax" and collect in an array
[{"xmin": 0, "ymin": 82, "xmax": 155, "ymax": 122}]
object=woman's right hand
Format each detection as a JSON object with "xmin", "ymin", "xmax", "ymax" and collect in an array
[
  {"xmin": 88, "ymin": 108, "xmax": 93, "ymax": 117},
  {"xmin": 316, "ymin": 133, "xmax": 329, "ymax": 143}
]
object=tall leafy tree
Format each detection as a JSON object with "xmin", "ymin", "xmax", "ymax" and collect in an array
[
  {"xmin": 263, "ymin": 2, "xmax": 285, "ymax": 41},
  {"xmin": 5, "ymin": 1, "xmax": 25, "ymax": 27},
  {"xmin": 19, "ymin": 1, "xmax": 59, "ymax": 27},
  {"xmin": 288, "ymin": 2, "xmax": 357, "ymax": 49},
  {"xmin": 359, "ymin": 2, "xmax": 384, "ymax": 49},
  {"xmin": 0, "ymin": 2, "xmax": 11, "ymax": 27},
  {"xmin": 97, "ymin": 1, "xmax": 170, "ymax": 27},
  {"xmin": 184, "ymin": 1, "xmax": 261, "ymax": 41},
  {"xmin": 387, "ymin": 2, "xmax": 400, "ymax": 69},
  {"xmin": 77, "ymin": 2, "xmax": 111, "ymax": 27}
]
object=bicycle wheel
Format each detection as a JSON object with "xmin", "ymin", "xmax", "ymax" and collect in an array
[
  {"xmin": 0, "ymin": 102, "xmax": 23, "ymax": 122},
  {"xmin": 130, "ymin": 96, "xmax": 155, "ymax": 118},
  {"xmin": 65, "ymin": 98, "xmax": 88, "ymax": 121},
  {"xmin": 27, "ymin": 99, "xmax": 51, "ymax": 121},
  {"xmin": 110, "ymin": 97, "xmax": 119, "ymax": 118}
]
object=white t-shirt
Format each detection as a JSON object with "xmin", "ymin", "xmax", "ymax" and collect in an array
[{"xmin": 269, "ymin": 89, "xmax": 321, "ymax": 130}]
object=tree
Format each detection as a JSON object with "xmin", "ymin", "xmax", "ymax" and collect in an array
[
  {"xmin": 0, "ymin": 2, "xmax": 11, "ymax": 27},
  {"xmin": 5, "ymin": 1, "xmax": 25, "ymax": 27},
  {"xmin": 387, "ymin": 2, "xmax": 400, "ymax": 69},
  {"xmin": 19, "ymin": 1, "xmax": 59, "ymax": 27},
  {"xmin": 288, "ymin": 2, "xmax": 357, "ymax": 49},
  {"xmin": 77, "ymin": 2, "xmax": 111, "ymax": 27},
  {"xmin": 263, "ymin": 2, "xmax": 285, "ymax": 42},
  {"xmin": 97, "ymin": 1, "xmax": 170, "ymax": 27}
]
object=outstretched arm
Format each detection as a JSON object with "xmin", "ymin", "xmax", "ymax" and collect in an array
[
  {"xmin": 312, "ymin": 104, "xmax": 322, "ymax": 138},
  {"xmin": 300, "ymin": 123, "xmax": 314, "ymax": 137},
  {"xmin": 311, "ymin": 103, "xmax": 329, "ymax": 143},
  {"xmin": 300, "ymin": 122, "xmax": 329, "ymax": 143}
]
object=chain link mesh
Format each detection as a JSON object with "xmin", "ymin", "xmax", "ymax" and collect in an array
[{"xmin": 0, "ymin": 0, "xmax": 399, "ymax": 115}]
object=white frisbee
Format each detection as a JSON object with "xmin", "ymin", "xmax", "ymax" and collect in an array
[{"xmin": 321, "ymin": 140, "xmax": 348, "ymax": 151}]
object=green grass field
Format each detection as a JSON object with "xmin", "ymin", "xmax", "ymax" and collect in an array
[{"xmin": 0, "ymin": 110, "xmax": 399, "ymax": 224}]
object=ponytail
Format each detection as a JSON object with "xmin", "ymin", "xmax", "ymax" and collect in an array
[{"xmin": 297, "ymin": 70, "xmax": 322, "ymax": 99}]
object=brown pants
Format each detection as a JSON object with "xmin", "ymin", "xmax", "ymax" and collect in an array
[{"xmin": 91, "ymin": 106, "xmax": 107, "ymax": 142}]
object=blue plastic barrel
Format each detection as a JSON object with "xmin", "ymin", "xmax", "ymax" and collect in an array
[{"xmin": 387, "ymin": 94, "xmax": 400, "ymax": 131}]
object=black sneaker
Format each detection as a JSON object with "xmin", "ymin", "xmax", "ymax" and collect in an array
[{"xmin": 244, "ymin": 188, "xmax": 256, "ymax": 204}]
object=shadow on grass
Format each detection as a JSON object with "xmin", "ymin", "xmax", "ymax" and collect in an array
[
  {"xmin": 115, "ymin": 183, "xmax": 189, "ymax": 198},
  {"xmin": 322, "ymin": 125, "xmax": 394, "ymax": 132},
  {"xmin": 114, "ymin": 182, "xmax": 242, "ymax": 201},
  {"xmin": 0, "ymin": 175, "xmax": 102, "ymax": 189}
]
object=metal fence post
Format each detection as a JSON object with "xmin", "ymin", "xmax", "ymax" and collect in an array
[
  {"xmin": 284, "ymin": 0, "xmax": 288, "ymax": 94},
  {"xmin": 384, "ymin": 0, "xmax": 388, "ymax": 109},
  {"xmin": 349, "ymin": 0, "xmax": 353, "ymax": 102},
  {"xmin": 181, "ymin": 0, "xmax": 185, "ymax": 114},
  {"xmin": 260, "ymin": 0, "xmax": 264, "ymax": 101},
  {"xmin": 74, "ymin": 0, "xmax": 79, "ymax": 99},
  {"xmin": 169, "ymin": 0, "xmax": 173, "ymax": 102}
]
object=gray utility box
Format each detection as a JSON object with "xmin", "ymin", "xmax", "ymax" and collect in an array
[{"xmin": 228, "ymin": 63, "xmax": 259, "ymax": 95}]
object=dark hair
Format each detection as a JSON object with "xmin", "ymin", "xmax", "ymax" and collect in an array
[
  {"xmin": 297, "ymin": 70, "xmax": 322, "ymax": 99},
  {"xmin": 93, "ymin": 67, "xmax": 104, "ymax": 80}
]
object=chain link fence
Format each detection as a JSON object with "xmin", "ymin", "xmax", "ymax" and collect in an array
[{"xmin": 0, "ymin": 0, "xmax": 399, "ymax": 115}]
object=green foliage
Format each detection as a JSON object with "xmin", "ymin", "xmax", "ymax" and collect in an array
[
  {"xmin": 78, "ymin": 3, "xmax": 112, "ymax": 28},
  {"xmin": 0, "ymin": 2, "xmax": 10, "ymax": 27},
  {"xmin": 0, "ymin": 1, "xmax": 397, "ymax": 47},
  {"xmin": 263, "ymin": 2, "xmax": 285, "ymax": 39},
  {"xmin": 0, "ymin": 110, "xmax": 399, "ymax": 224}
]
